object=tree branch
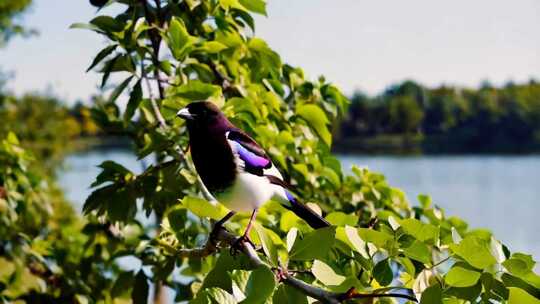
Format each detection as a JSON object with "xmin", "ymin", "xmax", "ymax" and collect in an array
[
  {"xmin": 141, "ymin": 61, "xmax": 167, "ymax": 129},
  {"xmin": 170, "ymin": 226, "xmax": 417, "ymax": 304}
]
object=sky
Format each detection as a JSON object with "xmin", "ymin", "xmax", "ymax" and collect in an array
[{"xmin": 0, "ymin": 0, "xmax": 539, "ymax": 104}]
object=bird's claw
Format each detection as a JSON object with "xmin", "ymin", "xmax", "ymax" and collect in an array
[
  {"xmin": 209, "ymin": 222, "xmax": 226, "ymax": 246},
  {"xmin": 230, "ymin": 234, "xmax": 255, "ymax": 256}
]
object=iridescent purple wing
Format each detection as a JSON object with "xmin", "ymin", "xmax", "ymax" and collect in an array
[{"xmin": 227, "ymin": 130, "xmax": 271, "ymax": 174}]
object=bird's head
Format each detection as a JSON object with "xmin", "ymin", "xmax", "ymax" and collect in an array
[{"xmin": 176, "ymin": 101, "xmax": 232, "ymax": 132}]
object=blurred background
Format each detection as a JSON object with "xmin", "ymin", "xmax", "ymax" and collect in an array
[{"xmin": 1, "ymin": 0, "xmax": 539, "ymax": 262}]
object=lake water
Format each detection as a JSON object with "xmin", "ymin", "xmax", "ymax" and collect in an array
[{"xmin": 58, "ymin": 150, "xmax": 540, "ymax": 264}]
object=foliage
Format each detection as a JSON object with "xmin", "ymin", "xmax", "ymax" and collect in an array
[
  {"xmin": 0, "ymin": 0, "xmax": 537, "ymax": 303},
  {"xmin": 67, "ymin": 1, "xmax": 540, "ymax": 303},
  {"xmin": 339, "ymin": 80, "xmax": 540, "ymax": 153},
  {"xmin": 0, "ymin": 93, "xmax": 100, "ymax": 164},
  {"xmin": 0, "ymin": 0, "xmax": 33, "ymax": 47},
  {"xmin": 0, "ymin": 133, "xmax": 130, "ymax": 303}
]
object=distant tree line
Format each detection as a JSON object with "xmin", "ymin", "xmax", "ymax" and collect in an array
[
  {"xmin": 0, "ymin": 92, "xmax": 101, "ymax": 161},
  {"xmin": 337, "ymin": 80, "xmax": 540, "ymax": 153}
]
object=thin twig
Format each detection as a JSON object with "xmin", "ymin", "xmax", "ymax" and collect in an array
[
  {"xmin": 430, "ymin": 256, "xmax": 451, "ymax": 269},
  {"xmin": 342, "ymin": 289, "xmax": 418, "ymax": 302},
  {"xmin": 141, "ymin": 61, "xmax": 167, "ymax": 129}
]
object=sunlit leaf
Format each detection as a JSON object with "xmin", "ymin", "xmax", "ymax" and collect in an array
[
  {"xmin": 312, "ymin": 260, "xmax": 345, "ymax": 286},
  {"xmin": 450, "ymin": 236, "xmax": 497, "ymax": 270},
  {"xmin": 242, "ymin": 265, "xmax": 276, "ymax": 304},
  {"xmin": 290, "ymin": 227, "xmax": 335, "ymax": 261},
  {"xmin": 296, "ymin": 104, "xmax": 332, "ymax": 146},
  {"xmin": 445, "ymin": 266, "xmax": 481, "ymax": 287},
  {"xmin": 508, "ymin": 287, "xmax": 540, "ymax": 304},
  {"xmin": 181, "ymin": 196, "xmax": 229, "ymax": 220}
]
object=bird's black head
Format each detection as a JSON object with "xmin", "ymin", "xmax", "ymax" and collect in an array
[{"xmin": 176, "ymin": 101, "xmax": 232, "ymax": 132}]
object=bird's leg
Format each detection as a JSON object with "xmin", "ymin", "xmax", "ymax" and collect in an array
[
  {"xmin": 243, "ymin": 208, "xmax": 258, "ymax": 240},
  {"xmin": 210, "ymin": 211, "xmax": 235, "ymax": 245},
  {"xmin": 231, "ymin": 209, "xmax": 258, "ymax": 255}
]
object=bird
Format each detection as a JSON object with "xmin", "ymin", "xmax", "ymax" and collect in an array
[{"xmin": 176, "ymin": 101, "xmax": 330, "ymax": 244}]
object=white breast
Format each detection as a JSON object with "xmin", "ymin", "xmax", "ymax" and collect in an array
[{"xmin": 215, "ymin": 173, "xmax": 276, "ymax": 212}]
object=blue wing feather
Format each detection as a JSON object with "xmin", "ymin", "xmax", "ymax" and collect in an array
[{"xmin": 227, "ymin": 130, "xmax": 272, "ymax": 174}]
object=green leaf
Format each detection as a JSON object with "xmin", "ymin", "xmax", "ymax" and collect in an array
[
  {"xmin": 325, "ymin": 212, "xmax": 358, "ymax": 226},
  {"xmin": 445, "ymin": 266, "xmax": 481, "ymax": 287},
  {"xmin": 397, "ymin": 256, "xmax": 416, "ymax": 276},
  {"xmin": 112, "ymin": 271, "xmax": 135, "ymax": 298},
  {"xmin": 190, "ymin": 290, "xmax": 211, "ymax": 304},
  {"xmin": 219, "ymin": 0, "xmax": 246, "ymax": 12},
  {"xmin": 373, "ymin": 258, "xmax": 393, "ymax": 286},
  {"xmin": 167, "ymin": 207, "xmax": 188, "ymax": 235},
  {"xmin": 296, "ymin": 104, "xmax": 331, "ymax": 146},
  {"xmin": 182, "ymin": 196, "xmax": 229, "ymax": 220},
  {"xmin": 175, "ymin": 80, "xmax": 222, "ymax": 100},
  {"xmin": 254, "ymin": 223, "xmax": 278, "ymax": 266},
  {"xmin": 357, "ymin": 228, "xmax": 393, "ymax": 249},
  {"xmin": 481, "ymin": 272, "xmax": 509, "ymax": 301},
  {"xmin": 69, "ymin": 22, "xmax": 100, "ymax": 31},
  {"xmin": 239, "ymin": 0, "xmax": 266, "ymax": 15},
  {"xmin": 403, "ymin": 240, "xmax": 431, "ymax": 264},
  {"xmin": 108, "ymin": 54, "xmax": 135, "ymax": 73},
  {"xmin": 508, "ymin": 287, "xmax": 540, "ymax": 304},
  {"xmin": 202, "ymin": 253, "xmax": 235, "ymax": 291},
  {"xmin": 342, "ymin": 226, "xmax": 369, "ymax": 259},
  {"xmin": 420, "ymin": 284, "xmax": 441, "ymax": 304},
  {"xmin": 91, "ymin": 160, "xmax": 132, "ymax": 187},
  {"xmin": 109, "ymin": 76, "xmax": 133, "ymax": 103},
  {"xmin": 230, "ymin": 270, "xmax": 250, "ymax": 300},
  {"xmin": 450, "ymin": 236, "xmax": 497, "ymax": 270},
  {"xmin": 168, "ymin": 17, "xmax": 196, "ymax": 60},
  {"xmin": 207, "ymin": 288, "xmax": 237, "ymax": 304},
  {"xmin": 185, "ymin": 0, "xmax": 202, "ymax": 10},
  {"xmin": 290, "ymin": 226, "xmax": 335, "ymax": 261},
  {"xmin": 272, "ymin": 284, "xmax": 308, "ymax": 304},
  {"xmin": 100, "ymin": 55, "xmax": 134, "ymax": 88},
  {"xmin": 124, "ymin": 80, "xmax": 142, "ymax": 124},
  {"xmin": 286, "ymin": 228, "xmax": 298, "ymax": 252},
  {"xmin": 502, "ymin": 273, "xmax": 540, "ymax": 299},
  {"xmin": 90, "ymin": 16, "xmax": 124, "ymax": 32},
  {"xmin": 132, "ymin": 270, "xmax": 149, "ymax": 304},
  {"xmin": 87, "ymin": 44, "xmax": 117, "ymax": 72},
  {"xmin": 388, "ymin": 216, "xmax": 400, "ymax": 230},
  {"xmin": 399, "ymin": 218, "xmax": 439, "ymax": 243},
  {"xmin": 503, "ymin": 258, "xmax": 530, "ymax": 276},
  {"xmin": 197, "ymin": 41, "xmax": 228, "ymax": 53},
  {"xmin": 241, "ymin": 266, "xmax": 276, "ymax": 304},
  {"xmin": 312, "ymin": 260, "xmax": 346, "ymax": 286},
  {"xmin": 444, "ymin": 281, "xmax": 483, "ymax": 302},
  {"xmin": 503, "ymin": 253, "xmax": 537, "ymax": 280}
]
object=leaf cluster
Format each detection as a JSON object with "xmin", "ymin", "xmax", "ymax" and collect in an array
[{"xmin": 4, "ymin": 0, "xmax": 535, "ymax": 303}]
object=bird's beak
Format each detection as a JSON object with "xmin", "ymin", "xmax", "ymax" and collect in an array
[{"xmin": 176, "ymin": 108, "xmax": 194, "ymax": 120}]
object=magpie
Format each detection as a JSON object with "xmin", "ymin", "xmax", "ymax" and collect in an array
[{"xmin": 176, "ymin": 101, "xmax": 330, "ymax": 242}]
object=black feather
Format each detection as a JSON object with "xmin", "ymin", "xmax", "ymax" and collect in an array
[{"xmin": 285, "ymin": 198, "xmax": 331, "ymax": 229}]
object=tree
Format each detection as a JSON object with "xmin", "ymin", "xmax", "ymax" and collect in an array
[
  {"xmin": 388, "ymin": 96, "xmax": 424, "ymax": 134},
  {"xmin": 1, "ymin": 0, "xmax": 538, "ymax": 303},
  {"xmin": 70, "ymin": 1, "xmax": 540, "ymax": 303},
  {"xmin": 0, "ymin": 0, "xmax": 33, "ymax": 47},
  {"xmin": 74, "ymin": 0, "xmax": 540, "ymax": 303}
]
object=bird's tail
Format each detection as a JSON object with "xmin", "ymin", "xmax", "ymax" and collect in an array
[
  {"xmin": 284, "ymin": 192, "xmax": 330, "ymax": 229},
  {"xmin": 265, "ymin": 174, "xmax": 330, "ymax": 229}
]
